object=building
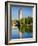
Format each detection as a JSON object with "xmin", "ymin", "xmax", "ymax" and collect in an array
[{"xmin": 18, "ymin": 8, "xmax": 23, "ymax": 19}]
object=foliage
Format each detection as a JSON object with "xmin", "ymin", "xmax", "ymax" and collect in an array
[{"xmin": 16, "ymin": 17, "xmax": 33, "ymax": 33}]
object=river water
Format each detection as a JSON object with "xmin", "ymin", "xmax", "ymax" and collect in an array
[{"xmin": 11, "ymin": 26, "xmax": 32, "ymax": 39}]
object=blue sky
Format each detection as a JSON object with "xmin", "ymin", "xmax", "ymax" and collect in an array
[{"xmin": 11, "ymin": 6, "xmax": 32, "ymax": 20}]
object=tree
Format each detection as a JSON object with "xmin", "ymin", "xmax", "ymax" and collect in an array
[{"xmin": 17, "ymin": 17, "xmax": 33, "ymax": 33}]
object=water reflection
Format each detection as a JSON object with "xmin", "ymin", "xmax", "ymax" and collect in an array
[
  {"xmin": 11, "ymin": 26, "xmax": 32, "ymax": 39},
  {"xmin": 11, "ymin": 26, "xmax": 20, "ymax": 39}
]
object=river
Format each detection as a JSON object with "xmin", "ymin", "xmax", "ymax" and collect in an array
[{"xmin": 11, "ymin": 26, "xmax": 32, "ymax": 39}]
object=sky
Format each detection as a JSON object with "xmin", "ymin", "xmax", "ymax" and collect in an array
[{"xmin": 11, "ymin": 6, "xmax": 33, "ymax": 20}]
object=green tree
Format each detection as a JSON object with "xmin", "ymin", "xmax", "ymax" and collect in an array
[{"xmin": 17, "ymin": 17, "xmax": 33, "ymax": 33}]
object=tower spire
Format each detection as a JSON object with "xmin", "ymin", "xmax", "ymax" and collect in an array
[{"xmin": 18, "ymin": 8, "xmax": 23, "ymax": 19}]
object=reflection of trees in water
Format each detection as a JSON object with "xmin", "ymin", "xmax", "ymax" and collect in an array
[
  {"xmin": 11, "ymin": 17, "xmax": 33, "ymax": 33},
  {"xmin": 11, "ymin": 17, "xmax": 33, "ymax": 38},
  {"xmin": 17, "ymin": 17, "xmax": 33, "ymax": 33}
]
